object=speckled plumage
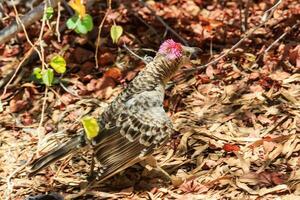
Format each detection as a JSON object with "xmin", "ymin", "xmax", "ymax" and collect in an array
[{"xmin": 29, "ymin": 40, "xmax": 193, "ymax": 182}]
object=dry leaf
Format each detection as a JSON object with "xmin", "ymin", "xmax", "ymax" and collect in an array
[
  {"xmin": 9, "ymin": 99, "xmax": 28, "ymax": 113},
  {"xmin": 223, "ymin": 143, "xmax": 240, "ymax": 152},
  {"xmin": 104, "ymin": 67, "xmax": 122, "ymax": 80},
  {"xmin": 179, "ymin": 179, "xmax": 208, "ymax": 193}
]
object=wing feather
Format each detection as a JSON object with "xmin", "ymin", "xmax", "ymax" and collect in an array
[{"xmin": 91, "ymin": 86, "xmax": 174, "ymax": 182}]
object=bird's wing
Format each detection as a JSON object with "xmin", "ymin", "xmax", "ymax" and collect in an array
[{"xmin": 91, "ymin": 89, "xmax": 173, "ymax": 182}]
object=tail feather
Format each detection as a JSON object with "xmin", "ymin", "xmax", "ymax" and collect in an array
[{"xmin": 28, "ymin": 135, "xmax": 86, "ymax": 177}]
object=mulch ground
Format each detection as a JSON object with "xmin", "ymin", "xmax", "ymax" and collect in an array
[{"xmin": 0, "ymin": 0, "xmax": 300, "ymax": 199}]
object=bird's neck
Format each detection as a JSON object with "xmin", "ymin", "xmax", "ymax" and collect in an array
[{"xmin": 143, "ymin": 55, "xmax": 181, "ymax": 85}]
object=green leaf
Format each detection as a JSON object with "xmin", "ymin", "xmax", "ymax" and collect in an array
[
  {"xmin": 33, "ymin": 67, "xmax": 42, "ymax": 79},
  {"xmin": 42, "ymin": 68, "xmax": 54, "ymax": 86},
  {"xmin": 0, "ymin": 99, "xmax": 3, "ymax": 113},
  {"xmin": 75, "ymin": 15, "xmax": 93, "ymax": 34},
  {"xmin": 81, "ymin": 14, "xmax": 93, "ymax": 31},
  {"xmin": 67, "ymin": 14, "xmax": 93, "ymax": 35},
  {"xmin": 75, "ymin": 21, "xmax": 88, "ymax": 34},
  {"xmin": 81, "ymin": 116, "xmax": 100, "ymax": 140},
  {"xmin": 66, "ymin": 15, "xmax": 80, "ymax": 30},
  {"xmin": 110, "ymin": 25, "xmax": 123, "ymax": 44},
  {"xmin": 45, "ymin": 7, "xmax": 54, "ymax": 20},
  {"xmin": 50, "ymin": 55, "xmax": 66, "ymax": 74}
]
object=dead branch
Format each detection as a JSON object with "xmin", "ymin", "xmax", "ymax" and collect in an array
[{"xmin": 0, "ymin": 0, "xmax": 61, "ymax": 45}]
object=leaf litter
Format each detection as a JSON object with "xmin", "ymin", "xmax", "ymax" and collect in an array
[{"xmin": 0, "ymin": 0, "xmax": 300, "ymax": 199}]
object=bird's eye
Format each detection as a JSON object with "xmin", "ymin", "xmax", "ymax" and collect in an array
[{"xmin": 185, "ymin": 51, "xmax": 193, "ymax": 58}]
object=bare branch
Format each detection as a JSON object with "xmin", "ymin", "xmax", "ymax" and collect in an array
[
  {"xmin": 0, "ymin": 0, "xmax": 61, "ymax": 44},
  {"xmin": 95, "ymin": 0, "xmax": 112, "ymax": 69}
]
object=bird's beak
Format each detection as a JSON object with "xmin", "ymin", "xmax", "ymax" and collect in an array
[
  {"xmin": 181, "ymin": 46, "xmax": 201, "ymax": 66},
  {"xmin": 182, "ymin": 46, "xmax": 201, "ymax": 58}
]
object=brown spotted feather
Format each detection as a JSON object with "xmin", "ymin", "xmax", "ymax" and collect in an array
[{"xmin": 28, "ymin": 42, "xmax": 190, "ymax": 181}]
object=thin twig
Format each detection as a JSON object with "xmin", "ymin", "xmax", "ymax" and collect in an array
[
  {"xmin": 4, "ymin": 0, "xmax": 43, "ymax": 100},
  {"xmin": 123, "ymin": 44, "xmax": 148, "ymax": 64},
  {"xmin": 0, "ymin": 0, "xmax": 61, "ymax": 44},
  {"xmin": 264, "ymin": 21, "xmax": 300, "ymax": 53},
  {"xmin": 5, "ymin": 153, "xmax": 34, "ymax": 200},
  {"xmin": 49, "ymin": 87, "xmax": 67, "ymax": 105},
  {"xmin": 261, "ymin": 0, "xmax": 282, "ymax": 23},
  {"xmin": 184, "ymin": 0, "xmax": 282, "ymax": 72},
  {"xmin": 59, "ymin": 81, "xmax": 80, "ymax": 97},
  {"xmin": 10, "ymin": 0, "xmax": 43, "ymax": 61},
  {"xmin": 244, "ymin": 0, "xmax": 250, "ymax": 31},
  {"xmin": 138, "ymin": 0, "xmax": 188, "ymax": 46},
  {"xmin": 35, "ymin": 6, "xmax": 49, "ymax": 151},
  {"xmin": 132, "ymin": 12, "xmax": 159, "ymax": 35},
  {"xmin": 37, "ymin": 86, "xmax": 49, "ymax": 151},
  {"xmin": 95, "ymin": 0, "xmax": 112, "ymax": 68},
  {"xmin": 0, "ymin": 47, "xmax": 34, "ymax": 98},
  {"xmin": 37, "ymin": 3, "xmax": 47, "ymax": 70},
  {"xmin": 0, "ymin": 27, "xmax": 54, "ymax": 91},
  {"xmin": 56, "ymin": 1, "xmax": 62, "ymax": 42},
  {"xmin": 251, "ymin": 19, "xmax": 300, "ymax": 68}
]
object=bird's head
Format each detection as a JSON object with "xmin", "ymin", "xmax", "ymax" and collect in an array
[
  {"xmin": 158, "ymin": 39, "xmax": 195, "ymax": 60},
  {"xmin": 152, "ymin": 39, "xmax": 196, "ymax": 83}
]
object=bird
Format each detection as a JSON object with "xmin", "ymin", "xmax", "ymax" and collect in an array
[{"xmin": 28, "ymin": 39, "xmax": 195, "ymax": 182}]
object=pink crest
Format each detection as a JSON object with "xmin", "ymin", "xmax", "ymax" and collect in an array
[{"xmin": 158, "ymin": 39, "xmax": 183, "ymax": 60}]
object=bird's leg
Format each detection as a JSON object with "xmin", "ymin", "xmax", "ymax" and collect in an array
[
  {"xmin": 87, "ymin": 152, "xmax": 106, "ymax": 182},
  {"xmin": 144, "ymin": 156, "xmax": 171, "ymax": 181},
  {"xmin": 155, "ymin": 165, "xmax": 172, "ymax": 181},
  {"xmin": 87, "ymin": 152, "xmax": 96, "ymax": 181}
]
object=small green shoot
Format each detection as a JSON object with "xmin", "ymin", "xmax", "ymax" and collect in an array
[
  {"xmin": 74, "ymin": 14, "xmax": 93, "ymax": 34},
  {"xmin": 50, "ymin": 55, "xmax": 66, "ymax": 74},
  {"xmin": 33, "ymin": 67, "xmax": 42, "ymax": 80},
  {"xmin": 81, "ymin": 116, "xmax": 100, "ymax": 140},
  {"xmin": 42, "ymin": 69, "xmax": 54, "ymax": 86},
  {"xmin": 110, "ymin": 25, "xmax": 123, "ymax": 44},
  {"xmin": 67, "ymin": 0, "xmax": 94, "ymax": 34},
  {"xmin": 45, "ymin": 7, "xmax": 54, "ymax": 20},
  {"xmin": 66, "ymin": 15, "xmax": 80, "ymax": 30}
]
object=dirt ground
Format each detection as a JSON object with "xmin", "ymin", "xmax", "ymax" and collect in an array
[{"xmin": 0, "ymin": 0, "xmax": 300, "ymax": 199}]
